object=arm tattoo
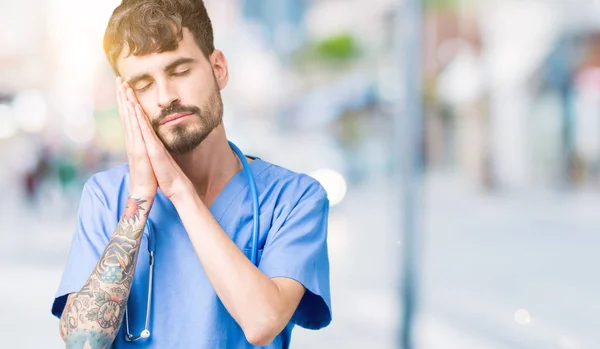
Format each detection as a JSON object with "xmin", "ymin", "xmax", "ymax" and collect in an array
[
  {"xmin": 61, "ymin": 196, "xmax": 151, "ymax": 347},
  {"xmin": 65, "ymin": 331, "xmax": 114, "ymax": 349},
  {"xmin": 96, "ymin": 223, "xmax": 144, "ymax": 285},
  {"xmin": 123, "ymin": 197, "xmax": 147, "ymax": 224}
]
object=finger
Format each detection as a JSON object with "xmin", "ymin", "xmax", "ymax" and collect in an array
[
  {"xmin": 124, "ymin": 86, "xmax": 148, "ymax": 144},
  {"xmin": 116, "ymin": 78, "xmax": 125, "ymax": 118},
  {"xmin": 126, "ymin": 100, "xmax": 146, "ymax": 147},
  {"xmin": 134, "ymin": 104, "xmax": 178, "ymax": 176},
  {"xmin": 116, "ymin": 78, "xmax": 126, "ymax": 123},
  {"xmin": 116, "ymin": 78, "xmax": 132, "ymax": 147},
  {"xmin": 122, "ymin": 94, "xmax": 137, "ymax": 147},
  {"xmin": 135, "ymin": 104, "xmax": 161, "ymax": 149},
  {"xmin": 124, "ymin": 83, "xmax": 140, "ymax": 105}
]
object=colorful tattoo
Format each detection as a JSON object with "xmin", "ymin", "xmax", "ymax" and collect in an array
[
  {"xmin": 123, "ymin": 197, "xmax": 147, "ymax": 224},
  {"xmin": 96, "ymin": 227, "xmax": 141, "ymax": 284},
  {"xmin": 84, "ymin": 288, "xmax": 126, "ymax": 329},
  {"xmin": 65, "ymin": 331, "xmax": 114, "ymax": 349},
  {"xmin": 61, "ymin": 195, "xmax": 150, "ymax": 346}
]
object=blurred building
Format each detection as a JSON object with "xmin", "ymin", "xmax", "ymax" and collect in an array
[
  {"xmin": 242, "ymin": 0, "xmax": 308, "ymax": 56},
  {"xmin": 4, "ymin": 0, "xmax": 600, "ymax": 194}
]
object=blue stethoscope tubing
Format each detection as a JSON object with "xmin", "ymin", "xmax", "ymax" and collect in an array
[
  {"xmin": 145, "ymin": 140, "xmax": 260, "ymax": 262},
  {"xmin": 228, "ymin": 140, "xmax": 261, "ymax": 266},
  {"xmin": 125, "ymin": 141, "xmax": 260, "ymax": 342}
]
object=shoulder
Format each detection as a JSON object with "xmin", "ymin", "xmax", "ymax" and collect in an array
[
  {"xmin": 254, "ymin": 159, "xmax": 329, "ymax": 209},
  {"xmin": 81, "ymin": 163, "xmax": 130, "ymax": 206}
]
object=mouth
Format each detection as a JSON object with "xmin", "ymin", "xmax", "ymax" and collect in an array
[{"xmin": 161, "ymin": 112, "xmax": 193, "ymax": 126}]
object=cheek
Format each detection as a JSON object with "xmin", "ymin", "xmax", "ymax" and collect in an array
[
  {"xmin": 137, "ymin": 94, "xmax": 158, "ymax": 117},
  {"xmin": 180, "ymin": 73, "xmax": 215, "ymax": 104}
]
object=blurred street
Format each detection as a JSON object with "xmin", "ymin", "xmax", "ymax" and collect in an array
[
  {"xmin": 4, "ymin": 0, "xmax": 600, "ymax": 347},
  {"xmin": 1, "ymin": 173, "xmax": 598, "ymax": 348}
]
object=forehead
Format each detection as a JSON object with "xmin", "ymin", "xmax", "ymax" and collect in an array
[{"xmin": 116, "ymin": 28, "xmax": 206, "ymax": 79}]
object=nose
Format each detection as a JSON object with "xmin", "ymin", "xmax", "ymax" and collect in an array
[{"xmin": 156, "ymin": 80, "xmax": 180, "ymax": 110}]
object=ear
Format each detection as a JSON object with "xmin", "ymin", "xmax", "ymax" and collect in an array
[{"xmin": 210, "ymin": 50, "xmax": 229, "ymax": 90}]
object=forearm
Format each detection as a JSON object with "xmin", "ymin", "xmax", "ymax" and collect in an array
[
  {"xmin": 61, "ymin": 195, "xmax": 154, "ymax": 348},
  {"xmin": 172, "ymin": 191, "xmax": 285, "ymax": 339}
]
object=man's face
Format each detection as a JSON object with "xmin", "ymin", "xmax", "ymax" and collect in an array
[{"xmin": 116, "ymin": 28, "xmax": 224, "ymax": 154}]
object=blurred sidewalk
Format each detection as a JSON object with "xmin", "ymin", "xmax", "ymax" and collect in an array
[{"xmin": 1, "ymin": 174, "xmax": 599, "ymax": 348}]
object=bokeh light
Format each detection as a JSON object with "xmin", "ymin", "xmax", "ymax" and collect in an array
[
  {"xmin": 514, "ymin": 309, "xmax": 532, "ymax": 325},
  {"xmin": 12, "ymin": 91, "xmax": 48, "ymax": 133},
  {"xmin": 0, "ymin": 104, "xmax": 18, "ymax": 139},
  {"xmin": 309, "ymin": 168, "xmax": 348, "ymax": 207}
]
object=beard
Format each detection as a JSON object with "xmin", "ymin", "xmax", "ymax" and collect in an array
[{"xmin": 152, "ymin": 87, "xmax": 223, "ymax": 155}]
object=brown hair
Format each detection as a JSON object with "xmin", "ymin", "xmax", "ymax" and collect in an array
[{"xmin": 103, "ymin": 0, "xmax": 215, "ymax": 74}]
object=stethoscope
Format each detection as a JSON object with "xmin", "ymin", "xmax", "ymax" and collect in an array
[{"xmin": 124, "ymin": 141, "xmax": 260, "ymax": 342}]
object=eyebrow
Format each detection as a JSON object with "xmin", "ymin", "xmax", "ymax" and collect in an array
[{"xmin": 126, "ymin": 57, "xmax": 197, "ymax": 86}]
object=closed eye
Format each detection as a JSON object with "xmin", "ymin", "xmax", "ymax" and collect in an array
[
  {"xmin": 135, "ymin": 82, "xmax": 152, "ymax": 93},
  {"xmin": 172, "ymin": 69, "xmax": 190, "ymax": 77}
]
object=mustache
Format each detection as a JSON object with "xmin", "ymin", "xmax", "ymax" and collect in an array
[{"xmin": 155, "ymin": 103, "xmax": 201, "ymax": 124}]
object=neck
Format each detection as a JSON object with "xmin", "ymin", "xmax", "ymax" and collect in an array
[{"xmin": 171, "ymin": 124, "xmax": 241, "ymax": 206}]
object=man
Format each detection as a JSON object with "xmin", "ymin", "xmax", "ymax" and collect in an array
[{"xmin": 51, "ymin": 0, "xmax": 332, "ymax": 348}]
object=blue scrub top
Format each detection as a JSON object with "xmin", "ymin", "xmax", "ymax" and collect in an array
[{"xmin": 52, "ymin": 157, "xmax": 332, "ymax": 348}]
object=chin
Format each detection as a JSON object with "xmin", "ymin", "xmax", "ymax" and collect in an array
[
  {"xmin": 161, "ymin": 128, "xmax": 211, "ymax": 155},
  {"xmin": 156, "ymin": 114, "xmax": 222, "ymax": 154}
]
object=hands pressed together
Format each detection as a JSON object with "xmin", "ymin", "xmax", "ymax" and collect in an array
[{"xmin": 116, "ymin": 77, "xmax": 191, "ymax": 200}]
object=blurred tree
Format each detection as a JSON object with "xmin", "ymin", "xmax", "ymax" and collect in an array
[
  {"xmin": 424, "ymin": 0, "xmax": 474, "ymax": 10},
  {"xmin": 313, "ymin": 34, "xmax": 361, "ymax": 61},
  {"xmin": 292, "ymin": 33, "xmax": 362, "ymax": 68}
]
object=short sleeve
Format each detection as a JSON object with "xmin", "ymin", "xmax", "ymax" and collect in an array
[
  {"xmin": 258, "ymin": 183, "xmax": 332, "ymax": 330},
  {"xmin": 51, "ymin": 181, "xmax": 113, "ymax": 318}
]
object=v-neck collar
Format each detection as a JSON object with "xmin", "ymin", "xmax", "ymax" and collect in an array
[{"xmin": 209, "ymin": 157, "xmax": 270, "ymax": 223}]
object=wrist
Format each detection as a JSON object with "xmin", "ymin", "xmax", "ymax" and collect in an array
[
  {"xmin": 129, "ymin": 184, "xmax": 156, "ymax": 197},
  {"xmin": 169, "ymin": 181, "xmax": 197, "ymax": 206},
  {"xmin": 128, "ymin": 190, "xmax": 156, "ymax": 203}
]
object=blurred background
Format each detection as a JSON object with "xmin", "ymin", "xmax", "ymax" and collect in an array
[{"xmin": 1, "ymin": 0, "xmax": 599, "ymax": 348}]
